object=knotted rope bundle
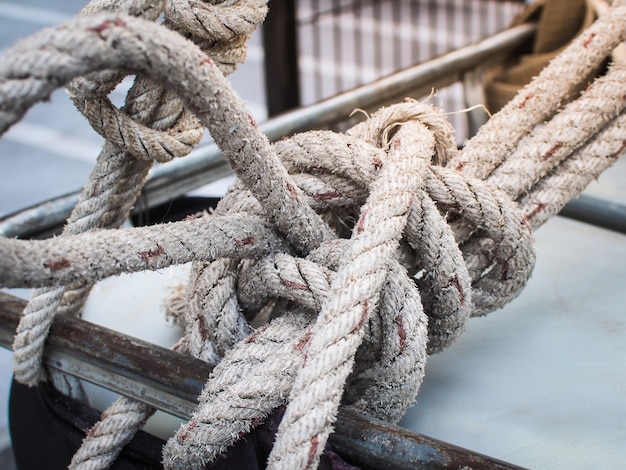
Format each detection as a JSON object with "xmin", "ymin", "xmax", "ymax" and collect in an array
[
  {"xmin": 1, "ymin": 0, "xmax": 626, "ymax": 468},
  {"xmin": 7, "ymin": 0, "xmax": 267, "ymax": 397}
]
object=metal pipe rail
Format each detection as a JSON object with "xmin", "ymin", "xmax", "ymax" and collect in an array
[
  {"xmin": 0, "ymin": 23, "xmax": 537, "ymax": 239},
  {"xmin": 0, "ymin": 291, "xmax": 525, "ymax": 469}
]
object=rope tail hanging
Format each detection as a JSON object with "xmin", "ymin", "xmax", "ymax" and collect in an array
[{"xmin": 1, "ymin": 0, "xmax": 626, "ymax": 468}]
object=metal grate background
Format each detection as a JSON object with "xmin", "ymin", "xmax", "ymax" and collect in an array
[
  {"xmin": 297, "ymin": 0, "xmax": 524, "ymax": 104},
  {"xmin": 264, "ymin": 0, "xmax": 525, "ymax": 141}
]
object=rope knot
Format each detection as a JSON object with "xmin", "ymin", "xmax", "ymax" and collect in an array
[
  {"xmin": 165, "ymin": 100, "xmax": 536, "ymax": 468},
  {"xmin": 4, "ymin": 0, "xmax": 626, "ymax": 467}
]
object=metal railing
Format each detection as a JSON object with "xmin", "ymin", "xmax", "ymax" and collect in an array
[{"xmin": 0, "ymin": 291, "xmax": 525, "ymax": 469}]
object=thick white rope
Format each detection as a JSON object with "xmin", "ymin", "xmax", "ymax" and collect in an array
[
  {"xmin": 67, "ymin": 0, "xmax": 269, "ymax": 465},
  {"xmin": 452, "ymin": 0, "xmax": 626, "ymax": 178},
  {"xmin": 2, "ymin": 0, "xmax": 267, "ymax": 467},
  {"xmin": 265, "ymin": 120, "xmax": 436, "ymax": 469},
  {"xmin": 6, "ymin": 2, "xmax": 266, "ymax": 390}
]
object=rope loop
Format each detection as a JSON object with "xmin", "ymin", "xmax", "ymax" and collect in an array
[{"xmin": 65, "ymin": 0, "xmax": 268, "ymax": 164}]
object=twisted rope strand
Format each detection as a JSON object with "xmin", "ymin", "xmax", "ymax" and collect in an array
[
  {"xmin": 64, "ymin": 1, "xmax": 269, "ymax": 463},
  {"xmin": 345, "ymin": 263, "xmax": 428, "ymax": 423},
  {"xmin": 0, "ymin": 1, "xmax": 268, "ymax": 384},
  {"xmin": 12, "ymin": 0, "xmax": 169, "ymax": 389},
  {"xmin": 267, "ymin": 120, "xmax": 435, "ymax": 469},
  {"xmin": 0, "ymin": 214, "xmax": 288, "ymax": 288},
  {"xmin": 453, "ymin": 0, "xmax": 626, "ymax": 179},
  {"xmin": 163, "ymin": 313, "xmax": 314, "ymax": 469},
  {"xmin": 520, "ymin": 110, "xmax": 626, "ymax": 229},
  {"xmin": 487, "ymin": 59, "xmax": 626, "ymax": 199},
  {"xmin": 69, "ymin": 397, "xmax": 154, "ymax": 470}
]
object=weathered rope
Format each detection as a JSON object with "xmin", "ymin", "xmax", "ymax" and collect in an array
[
  {"xmin": 11, "ymin": 0, "xmax": 171, "ymax": 393},
  {"xmin": 452, "ymin": 0, "xmax": 626, "ymax": 177},
  {"xmin": 67, "ymin": 0, "xmax": 268, "ymax": 465},
  {"xmin": 0, "ymin": 215, "xmax": 291, "ymax": 287},
  {"xmin": 2, "ymin": 0, "xmax": 267, "ymax": 467},
  {"xmin": 69, "ymin": 396, "xmax": 154, "ymax": 469},
  {"xmin": 265, "ymin": 119, "xmax": 436, "ymax": 469},
  {"xmin": 486, "ymin": 60, "xmax": 626, "ymax": 199},
  {"xmin": 6, "ymin": 0, "xmax": 267, "ymax": 390},
  {"xmin": 1, "ymin": 1, "xmax": 625, "ymax": 469}
]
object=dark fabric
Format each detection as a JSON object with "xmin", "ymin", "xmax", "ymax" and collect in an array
[
  {"xmin": 9, "ymin": 380, "xmax": 163, "ymax": 469},
  {"xmin": 9, "ymin": 380, "xmax": 360, "ymax": 469}
]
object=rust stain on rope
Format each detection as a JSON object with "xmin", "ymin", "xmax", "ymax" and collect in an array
[
  {"xmin": 86, "ymin": 16, "xmax": 127, "ymax": 38},
  {"xmin": 43, "ymin": 259, "xmax": 71, "ymax": 272},
  {"xmin": 281, "ymin": 279, "xmax": 310, "ymax": 291},
  {"xmin": 542, "ymin": 141, "xmax": 564, "ymax": 160},
  {"xmin": 583, "ymin": 32, "xmax": 597, "ymax": 48},
  {"xmin": 139, "ymin": 245, "xmax": 164, "ymax": 261},
  {"xmin": 517, "ymin": 92, "xmax": 535, "ymax": 109}
]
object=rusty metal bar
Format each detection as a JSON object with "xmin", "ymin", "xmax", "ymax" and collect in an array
[
  {"xmin": 0, "ymin": 292, "xmax": 202, "ymax": 418},
  {"xmin": 0, "ymin": 291, "xmax": 526, "ymax": 469},
  {"xmin": 332, "ymin": 410, "xmax": 526, "ymax": 470},
  {"xmin": 0, "ymin": 23, "xmax": 536, "ymax": 239}
]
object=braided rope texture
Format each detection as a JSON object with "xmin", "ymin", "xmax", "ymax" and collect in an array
[{"xmin": 1, "ymin": 0, "xmax": 626, "ymax": 468}]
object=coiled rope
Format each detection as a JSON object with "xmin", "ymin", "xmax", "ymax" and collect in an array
[{"xmin": 1, "ymin": 0, "xmax": 625, "ymax": 468}]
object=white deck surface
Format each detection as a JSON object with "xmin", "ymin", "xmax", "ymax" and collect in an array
[{"xmin": 401, "ymin": 213, "xmax": 626, "ymax": 469}]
